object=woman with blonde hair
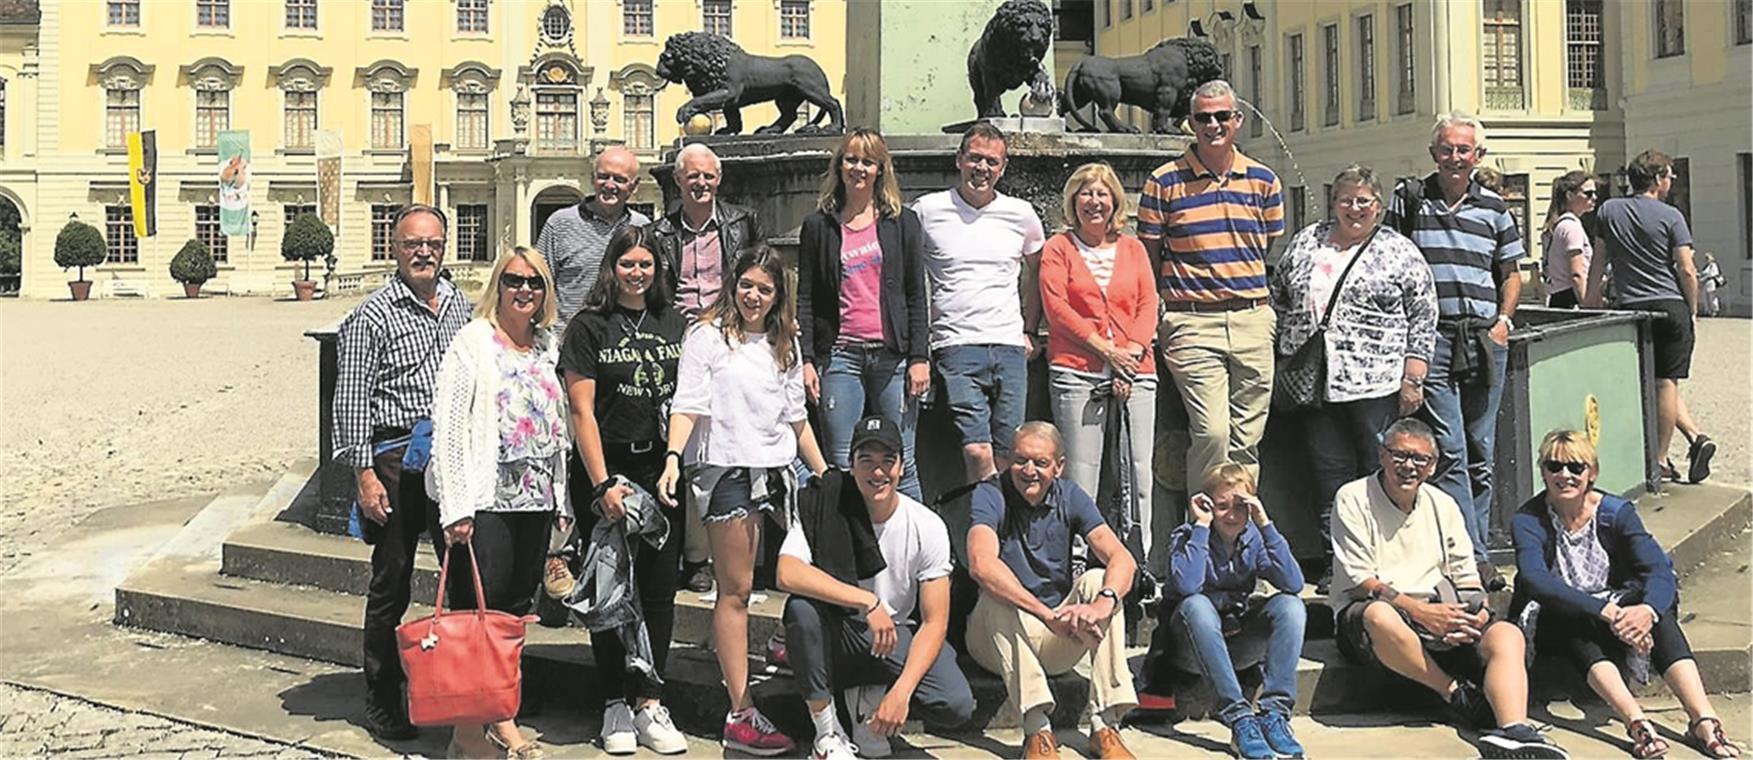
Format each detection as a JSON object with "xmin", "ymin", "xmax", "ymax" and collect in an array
[
  {"xmin": 1512, "ymin": 430, "xmax": 1740, "ymax": 759},
  {"xmin": 428, "ymin": 245, "xmax": 568, "ymax": 758},
  {"xmin": 1539, "ymin": 171, "xmax": 1598, "ymax": 308},
  {"xmin": 797, "ymin": 127, "xmax": 929, "ymax": 499}
]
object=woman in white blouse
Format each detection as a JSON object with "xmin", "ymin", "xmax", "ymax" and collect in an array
[
  {"xmin": 428, "ymin": 246, "xmax": 569, "ymax": 759},
  {"xmin": 656, "ymin": 245, "xmax": 828, "ymax": 756}
]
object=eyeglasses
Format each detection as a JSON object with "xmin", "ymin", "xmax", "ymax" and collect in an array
[
  {"xmin": 1433, "ymin": 145, "xmax": 1477, "ymax": 158},
  {"xmin": 1191, "ymin": 110, "xmax": 1237, "ymax": 124},
  {"xmin": 1542, "ymin": 460, "xmax": 1588, "ymax": 476},
  {"xmin": 500, "ymin": 273, "xmax": 547, "ymax": 291},
  {"xmin": 397, "ymin": 238, "xmax": 445, "ymax": 252},
  {"xmin": 1335, "ymin": 197, "xmax": 1380, "ymax": 210},
  {"xmin": 1386, "ymin": 448, "xmax": 1436, "ymax": 468}
]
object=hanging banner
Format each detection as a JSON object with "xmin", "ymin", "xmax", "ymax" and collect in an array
[
  {"xmin": 315, "ymin": 129, "xmax": 344, "ymax": 231},
  {"xmin": 217, "ymin": 130, "xmax": 252, "ymax": 237},
  {"xmin": 410, "ymin": 124, "xmax": 433, "ymax": 206},
  {"xmin": 127, "ymin": 130, "xmax": 157, "ymax": 238}
]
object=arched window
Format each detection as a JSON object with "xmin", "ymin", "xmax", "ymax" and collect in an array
[
  {"xmin": 91, "ymin": 57, "xmax": 154, "ymax": 149},
  {"xmin": 181, "ymin": 58, "xmax": 244, "ymax": 149},
  {"xmin": 357, "ymin": 61, "xmax": 417, "ymax": 149}
]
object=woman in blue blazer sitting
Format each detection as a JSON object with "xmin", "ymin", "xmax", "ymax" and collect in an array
[{"xmin": 1511, "ymin": 430, "xmax": 1739, "ymax": 759}]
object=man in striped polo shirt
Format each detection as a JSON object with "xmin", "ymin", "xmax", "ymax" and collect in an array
[
  {"xmin": 1137, "ymin": 79, "xmax": 1285, "ymax": 486},
  {"xmin": 537, "ymin": 146, "xmax": 651, "ymax": 327},
  {"xmin": 1382, "ymin": 112, "xmax": 1523, "ymax": 591}
]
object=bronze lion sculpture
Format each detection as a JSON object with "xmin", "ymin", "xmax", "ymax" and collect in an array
[
  {"xmin": 655, "ymin": 31, "xmax": 845, "ymax": 136},
  {"xmin": 1057, "ymin": 38, "xmax": 1225, "ymax": 133},
  {"xmin": 968, "ymin": 0, "xmax": 1055, "ymax": 119}
]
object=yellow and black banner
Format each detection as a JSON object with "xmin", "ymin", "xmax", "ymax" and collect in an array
[{"xmin": 127, "ymin": 130, "xmax": 157, "ymax": 238}]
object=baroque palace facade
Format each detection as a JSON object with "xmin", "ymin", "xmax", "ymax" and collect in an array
[
  {"xmin": 0, "ymin": 0, "xmax": 844, "ymax": 299},
  {"xmin": 1095, "ymin": 0, "xmax": 1753, "ymax": 315}
]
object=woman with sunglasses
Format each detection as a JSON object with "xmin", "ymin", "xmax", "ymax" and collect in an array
[
  {"xmin": 1511, "ymin": 430, "xmax": 1740, "ymax": 759},
  {"xmin": 558, "ymin": 226, "xmax": 689, "ymax": 755},
  {"xmin": 1268, "ymin": 164, "xmax": 1437, "ymax": 593},
  {"xmin": 656, "ymin": 246, "xmax": 828, "ymax": 756},
  {"xmin": 1539, "ymin": 171, "xmax": 1597, "ymax": 308},
  {"xmin": 428, "ymin": 246, "xmax": 569, "ymax": 759}
]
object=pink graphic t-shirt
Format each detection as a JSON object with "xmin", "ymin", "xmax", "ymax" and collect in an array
[{"xmin": 837, "ymin": 221, "xmax": 884, "ymax": 343}]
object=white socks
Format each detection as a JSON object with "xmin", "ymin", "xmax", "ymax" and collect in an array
[{"xmin": 811, "ymin": 701, "xmax": 844, "ymax": 738}]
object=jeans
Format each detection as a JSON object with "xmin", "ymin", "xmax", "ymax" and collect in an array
[
  {"xmin": 1165, "ymin": 593, "xmax": 1306, "ymax": 726},
  {"xmin": 934, "ymin": 344, "xmax": 1028, "ymax": 457},
  {"xmin": 782, "ymin": 596, "xmax": 975, "ymax": 728},
  {"xmin": 1307, "ymin": 394, "xmax": 1400, "ymax": 557},
  {"xmin": 1421, "ymin": 331, "xmax": 1507, "ymax": 560},
  {"xmin": 1049, "ymin": 368, "xmax": 1165, "ymax": 571},
  {"xmin": 819, "ymin": 344, "xmax": 921, "ymax": 500}
]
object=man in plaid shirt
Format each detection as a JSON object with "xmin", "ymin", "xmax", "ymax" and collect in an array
[{"xmin": 333, "ymin": 203, "xmax": 471, "ymax": 740}]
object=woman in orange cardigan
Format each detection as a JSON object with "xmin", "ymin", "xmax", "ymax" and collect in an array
[{"xmin": 1039, "ymin": 161, "xmax": 1161, "ymax": 568}]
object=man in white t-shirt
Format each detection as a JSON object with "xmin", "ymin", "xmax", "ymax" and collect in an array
[
  {"xmin": 778, "ymin": 416, "xmax": 973, "ymax": 759},
  {"xmin": 913, "ymin": 122, "xmax": 1047, "ymax": 482}
]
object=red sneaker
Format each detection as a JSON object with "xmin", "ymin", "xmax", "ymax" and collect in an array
[
  {"xmin": 1137, "ymin": 691, "xmax": 1177, "ymax": 711},
  {"xmin": 722, "ymin": 707, "xmax": 794, "ymax": 756}
]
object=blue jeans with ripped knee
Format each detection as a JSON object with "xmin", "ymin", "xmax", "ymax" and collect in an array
[{"xmin": 818, "ymin": 343, "xmax": 921, "ymax": 500}]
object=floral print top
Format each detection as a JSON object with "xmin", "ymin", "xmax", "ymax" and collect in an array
[{"xmin": 492, "ymin": 329, "xmax": 566, "ymax": 512}]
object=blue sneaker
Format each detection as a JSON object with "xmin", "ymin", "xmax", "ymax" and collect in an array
[
  {"xmin": 1257, "ymin": 711, "xmax": 1305, "ymax": 758},
  {"xmin": 1229, "ymin": 714, "xmax": 1275, "ymax": 760}
]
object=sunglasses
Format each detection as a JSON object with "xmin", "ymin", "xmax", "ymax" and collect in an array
[
  {"xmin": 500, "ymin": 273, "xmax": 547, "ymax": 291},
  {"xmin": 1543, "ymin": 460, "xmax": 1589, "ymax": 476},
  {"xmin": 1191, "ymin": 110, "xmax": 1237, "ymax": 124},
  {"xmin": 1578, "ymin": 189, "xmax": 1598, "ymax": 198}
]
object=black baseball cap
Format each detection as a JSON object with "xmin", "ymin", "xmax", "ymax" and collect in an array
[{"xmin": 849, "ymin": 415, "xmax": 903, "ymax": 456}]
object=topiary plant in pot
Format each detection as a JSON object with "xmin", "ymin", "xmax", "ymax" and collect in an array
[
  {"xmin": 53, "ymin": 220, "xmax": 107, "ymax": 301},
  {"xmin": 170, "ymin": 238, "xmax": 217, "ymax": 298},
  {"xmin": 282, "ymin": 212, "xmax": 334, "ymax": 301}
]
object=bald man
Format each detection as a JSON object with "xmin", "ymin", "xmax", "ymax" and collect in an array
[{"xmin": 538, "ymin": 146, "xmax": 651, "ymax": 325}]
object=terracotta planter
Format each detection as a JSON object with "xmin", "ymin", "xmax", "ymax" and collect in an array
[
  {"xmin": 183, "ymin": 282, "xmax": 203, "ymax": 299},
  {"xmin": 292, "ymin": 280, "xmax": 317, "ymax": 301},
  {"xmin": 68, "ymin": 280, "xmax": 92, "ymax": 301}
]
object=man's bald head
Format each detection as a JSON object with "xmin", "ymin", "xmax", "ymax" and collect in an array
[{"xmin": 591, "ymin": 147, "xmax": 641, "ymax": 216}]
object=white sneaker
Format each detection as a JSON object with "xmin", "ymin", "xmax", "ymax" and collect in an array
[
  {"xmin": 812, "ymin": 730, "xmax": 859, "ymax": 760},
  {"xmin": 845, "ymin": 685, "xmax": 892, "ymax": 758},
  {"xmin": 634, "ymin": 703, "xmax": 689, "ymax": 755},
  {"xmin": 601, "ymin": 701, "xmax": 636, "ymax": 755}
]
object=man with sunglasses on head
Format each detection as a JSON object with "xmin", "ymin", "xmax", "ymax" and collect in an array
[
  {"xmin": 1136, "ymin": 80, "xmax": 1285, "ymax": 489},
  {"xmin": 538, "ymin": 146, "xmax": 651, "ymax": 326},
  {"xmin": 1330, "ymin": 418, "xmax": 1567, "ymax": 760},
  {"xmin": 1382, "ymin": 112, "xmax": 1525, "ymax": 593},
  {"xmin": 334, "ymin": 204, "xmax": 471, "ymax": 741}
]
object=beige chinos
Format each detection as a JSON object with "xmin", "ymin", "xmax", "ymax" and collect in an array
[{"xmin": 965, "ymin": 569, "xmax": 1139, "ymax": 720}]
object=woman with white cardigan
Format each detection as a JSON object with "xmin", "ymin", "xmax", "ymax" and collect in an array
[{"xmin": 428, "ymin": 246, "xmax": 570, "ymax": 759}]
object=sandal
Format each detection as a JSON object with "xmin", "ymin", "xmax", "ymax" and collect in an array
[
  {"xmin": 1659, "ymin": 459, "xmax": 1682, "ymax": 482},
  {"xmin": 485, "ymin": 727, "xmax": 545, "ymax": 759},
  {"xmin": 1627, "ymin": 717, "xmax": 1669, "ymax": 759},
  {"xmin": 1689, "ymin": 716, "xmax": 1741, "ymax": 759}
]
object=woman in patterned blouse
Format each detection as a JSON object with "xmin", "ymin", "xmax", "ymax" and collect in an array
[{"xmin": 1268, "ymin": 164, "xmax": 1438, "ymax": 593}]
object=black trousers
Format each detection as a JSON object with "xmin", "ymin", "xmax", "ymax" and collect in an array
[
  {"xmin": 362, "ymin": 447, "xmax": 445, "ymax": 711},
  {"xmin": 570, "ymin": 446, "xmax": 682, "ymax": 703},
  {"xmin": 1535, "ymin": 604, "xmax": 1694, "ymax": 676},
  {"xmin": 443, "ymin": 510, "xmax": 550, "ymax": 617}
]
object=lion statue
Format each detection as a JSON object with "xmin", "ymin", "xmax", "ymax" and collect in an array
[
  {"xmin": 655, "ymin": 31, "xmax": 845, "ymax": 136},
  {"xmin": 967, "ymin": 0, "xmax": 1055, "ymax": 119},
  {"xmin": 1058, "ymin": 38, "xmax": 1225, "ymax": 133}
]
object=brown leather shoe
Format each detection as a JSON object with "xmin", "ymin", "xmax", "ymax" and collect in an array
[
  {"xmin": 1090, "ymin": 726, "xmax": 1135, "ymax": 760},
  {"xmin": 1023, "ymin": 729, "xmax": 1062, "ymax": 759}
]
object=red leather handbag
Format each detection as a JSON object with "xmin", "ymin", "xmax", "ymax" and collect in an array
[{"xmin": 396, "ymin": 541, "xmax": 536, "ymax": 727}]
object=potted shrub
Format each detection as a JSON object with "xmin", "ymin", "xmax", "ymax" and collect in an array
[
  {"xmin": 282, "ymin": 212, "xmax": 333, "ymax": 301},
  {"xmin": 169, "ymin": 239, "xmax": 216, "ymax": 299},
  {"xmin": 53, "ymin": 220, "xmax": 107, "ymax": 301}
]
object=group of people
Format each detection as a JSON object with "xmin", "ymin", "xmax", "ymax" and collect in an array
[{"xmin": 330, "ymin": 76, "xmax": 1735, "ymax": 760}]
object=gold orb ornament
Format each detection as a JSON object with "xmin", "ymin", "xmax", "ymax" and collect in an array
[{"xmin": 684, "ymin": 114, "xmax": 714, "ymax": 135}]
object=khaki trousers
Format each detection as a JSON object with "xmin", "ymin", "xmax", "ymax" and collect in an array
[
  {"xmin": 965, "ymin": 569, "xmax": 1139, "ymax": 719},
  {"xmin": 1157, "ymin": 305, "xmax": 1276, "ymax": 483}
]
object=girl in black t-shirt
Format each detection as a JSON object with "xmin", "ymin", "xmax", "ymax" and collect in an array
[{"xmin": 558, "ymin": 226, "xmax": 690, "ymax": 754}]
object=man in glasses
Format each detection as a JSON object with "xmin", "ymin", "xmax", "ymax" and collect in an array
[
  {"xmin": 1330, "ymin": 419, "xmax": 1567, "ymax": 760},
  {"xmin": 1382, "ymin": 111, "xmax": 1525, "ymax": 593},
  {"xmin": 1583, "ymin": 150, "xmax": 1715, "ymax": 484},
  {"xmin": 1136, "ymin": 80, "xmax": 1285, "ymax": 489},
  {"xmin": 537, "ymin": 145, "xmax": 651, "ymax": 326},
  {"xmin": 334, "ymin": 203, "xmax": 471, "ymax": 740}
]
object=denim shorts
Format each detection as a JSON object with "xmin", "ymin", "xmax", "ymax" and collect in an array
[
  {"xmin": 933, "ymin": 343, "xmax": 1028, "ymax": 455},
  {"xmin": 688, "ymin": 464, "xmax": 792, "ymax": 524}
]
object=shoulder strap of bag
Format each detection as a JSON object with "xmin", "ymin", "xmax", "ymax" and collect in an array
[{"xmin": 1315, "ymin": 225, "xmax": 1381, "ymax": 331}]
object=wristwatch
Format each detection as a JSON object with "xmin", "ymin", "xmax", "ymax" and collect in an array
[{"xmin": 1096, "ymin": 588, "xmax": 1120, "ymax": 605}]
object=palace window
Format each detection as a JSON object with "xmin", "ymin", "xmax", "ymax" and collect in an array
[
  {"xmin": 286, "ymin": 0, "xmax": 316, "ymax": 29},
  {"xmin": 372, "ymin": 0, "xmax": 405, "ymax": 32},
  {"xmin": 780, "ymin": 0, "xmax": 810, "ymax": 39},
  {"xmin": 0, "ymin": 78, "xmax": 7, "ymax": 155},
  {"xmin": 1669, "ymin": 158, "xmax": 1692, "ymax": 224},
  {"xmin": 106, "ymin": 87, "xmax": 141, "ymax": 149},
  {"xmin": 1566, "ymin": 0, "xmax": 1606, "ymax": 109},
  {"xmin": 457, "ymin": 0, "xmax": 488, "ymax": 33},
  {"xmin": 1288, "ymin": 33, "xmax": 1306, "ymax": 132},
  {"xmin": 1395, "ymin": 3, "xmax": 1415, "ymax": 114},
  {"xmin": 196, "ymin": 205, "xmax": 228, "ymax": 264},
  {"xmin": 1143, "ymin": 0, "xmax": 1152, "ymax": 12},
  {"xmin": 108, "ymin": 0, "xmax": 140, "ymax": 27},
  {"xmin": 624, "ymin": 0, "xmax": 653, "ymax": 36},
  {"xmin": 1737, "ymin": 0, "xmax": 1751, "ymax": 45},
  {"xmin": 105, "ymin": 205, "xmax": 139, "ymax": 264},
  {"xmin": 536, "ymin": 91, "xmax": 579, "ymax": 153},
  {"xmin": 372, "ymin": 91, "xmax": 405, "ymax": 149},
  {"xmin": 1656, "ymin": 0, "xmax": 1684, "ymax": 57},
  {"xmin": 282, "ymin": 204, "xmax": 317, "ymax": 233},
  {"xmin": 1482, "ymin": 0, "xmax": 1525, "ymax": 109},
  {"xmin": 1101, "ymin": 0, "xmax": 1110, "ymax": 28},
  {"xmin": 1357, "ymin": 14, "xmax": 1376, "ymax": 121},
  {"xmin": 703, "ymin": 0, "xmax": 732, "ymax": 36},
  {"xmin": 457, "ymin": 92, "xmax": 488, "ymax": 150},
  {"xmin": 195, "ymin": 90, "xmax": 229, "ymax": 148},
  {"xmin": 1740, "ymin": 154, "xmax": 1751, "ymax": 259},
  {"xmin": 624, "ymin": 93, "xmax": 655, "ymax": 151},
  {"xmin": 197, "ymin": 0, "xmax": 229, "ymax": 28},
  {"xmin": 1246, "ymin": 45, "xmax": 1262, "ymax": 138},
  {"xmin": 1121, "ymin": 0, "xmax": 1132, "ymax": 21},
  {"xmin": 1321, "ymin": 24, "xmax": 1339, "ymax": 127},
  {"xmin": 456, "ymin": 204, "xmax": 489, "ymax": 262},
  {"xmin": 285, "ymin": 91, "xmax": 317, "ymax": 149},
  {"xmin": 371, "ymin": 204, "xmax": 398, "ymax": 261},
  {"xmin": 1501, "ymin": 174, "xmax": 1530, "ymax": 243},
  {"xmin": 1288, "ymin": 187, "xmax": 1308, "ymax": 235}
]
